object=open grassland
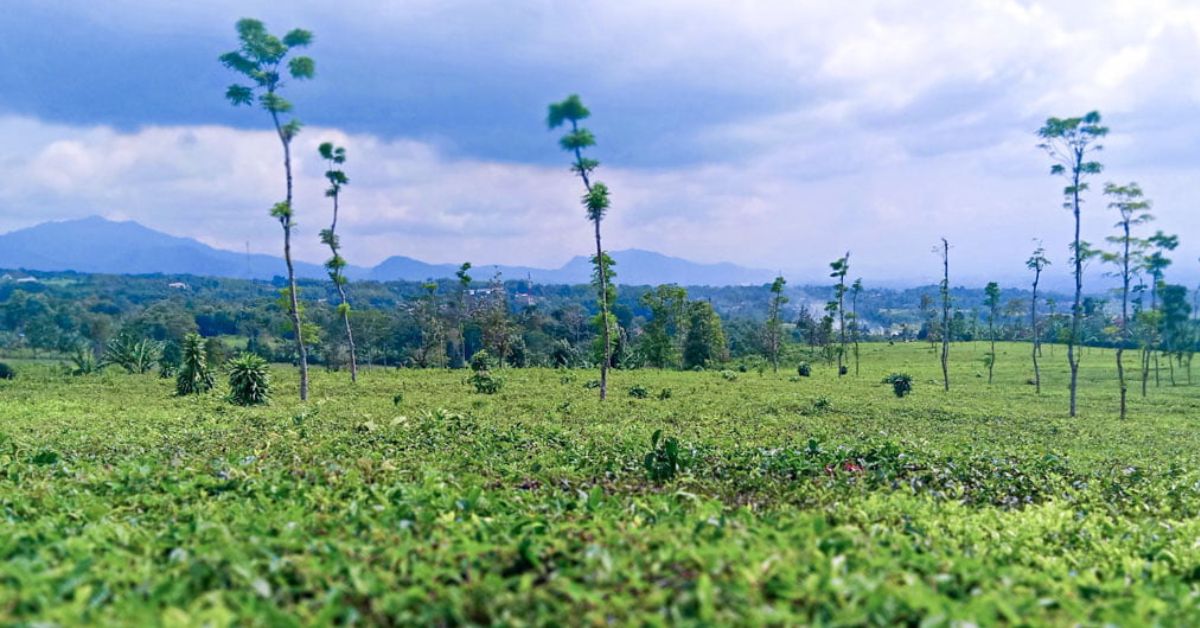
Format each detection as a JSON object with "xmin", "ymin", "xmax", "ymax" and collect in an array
[{"xmin": 3, "ymin": 342, "xmax": 1200, "ymax": 625}]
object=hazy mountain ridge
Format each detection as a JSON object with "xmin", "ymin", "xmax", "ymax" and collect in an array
[{"xmin": 0, "ymin": 217, "xmax": 777, "ymax": 287}]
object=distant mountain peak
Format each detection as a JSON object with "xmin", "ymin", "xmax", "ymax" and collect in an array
[{"xmin": 0, "ymin": 217, "xmax": 776, "ymax": 286}]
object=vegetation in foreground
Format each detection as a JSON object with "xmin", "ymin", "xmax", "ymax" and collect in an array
[{"xmin": 4, "ymin": 342, "xmax": 1200, "ymax": 625}]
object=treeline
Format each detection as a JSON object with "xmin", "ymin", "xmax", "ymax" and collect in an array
[{"xmin": 3, "ymin": 269, "xmax": 1196, "ymax": 380}]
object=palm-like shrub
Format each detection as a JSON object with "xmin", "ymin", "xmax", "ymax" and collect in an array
[
  {"xmin": 68, "ymin": 345, "xmax": 99, "ymax": 376},
  {"xmin": 176, "ymin": 333, "xmax": 214, "ymax": 396},
  {"xmin": 104, "ymin": 334, "xmax": 163, "ymax": 374},
  {"xmin": 0, "ymin": 362, "xmax": 14, "ymax": 380},
  {"xmin": 227, "ymin": 353, "xmax": 270, "ymax": 406}
]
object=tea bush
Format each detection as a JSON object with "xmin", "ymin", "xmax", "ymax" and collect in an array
[{"xmin": 3, "ymin": 342, "xmax": 1200, "ymax": 625}]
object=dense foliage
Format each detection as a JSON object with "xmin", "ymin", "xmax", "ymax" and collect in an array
[{"xmin": 3, "ymin": 342, "xmax": 1200, "ymax": 624}]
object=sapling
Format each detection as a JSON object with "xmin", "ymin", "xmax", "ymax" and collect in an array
[
  {"xmin": 1101, "ymin": 182, "xmax": 1151, "ymax": 418},
  {"xmin": 1038, "ymin": 111, "xmax": 1108, "ymax": 417},
  {"xmin": 548, "ymin": 94, "xmax": 614, "ymax": 400},
  {"xmin": 317, "ymin": 141, "xmax": 357, "ymax": 382},
  {"xmin": 221, "ymin": 18, "xmax": 316, "ymax": 401}
]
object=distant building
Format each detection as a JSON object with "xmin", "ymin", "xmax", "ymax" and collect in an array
[
  {"xmin": 15, "ymin": 277, "xmax": 38, "ymax": 284},
  {"xmin": 168, "ymin": 281, "xmax": 189, "ymax": 290}
]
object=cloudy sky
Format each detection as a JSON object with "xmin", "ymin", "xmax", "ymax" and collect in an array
[{"xmin": 0, "ymin": 0, "xmax": 1197, "ymax": 287}]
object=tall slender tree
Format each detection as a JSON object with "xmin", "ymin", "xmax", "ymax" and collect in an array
[
  {"xmin": 317, "ymin": 142, "xmax": 356, "ymax": 382},
  {"xmin": 549, "ymin": 94, "xmax": 613, "ymax": 399},
  {"xmin": 938, "ymin": 238, "xmax": 951, "ymax": 391},
  {"xmin": 1038, "ymin": 111, "xmax": 1108, "ymax": 417},
  {"xmin": 455, "ymin": 262, "xmax": 473, "ymax": 366},
  {"xmin": 828, "ymin": 253, "xmax": 850, "ymax": 376},
  {"xmin": 984, "ymin": 281, "xmax": 1001, "ymax": 384},
  {"xmin": 221, "ymin": 18, "xmax": 316, "ymax": 400},
  {"xmin": 1101, "ymin": 182, "xmax": 1151, "ymax": 418},
  {"xmin": 850, "ymin": 278, "xmax": 863, "ymax": 376},
  {"xmin": 766, "ymin": 275, "xmax": 788, "ymax": 373},
  {"xmin": 1143, "ymin": 230, "xmax": 1178, "ymax": 390},
  {"xmin": 1026, "ymin": 244, "xmax": 1051, "ymax": 393}
]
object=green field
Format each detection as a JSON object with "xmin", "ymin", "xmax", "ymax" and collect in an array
[{"xmin": 4, "ymin": 342, "xmax": 1200, "ymax": 625}]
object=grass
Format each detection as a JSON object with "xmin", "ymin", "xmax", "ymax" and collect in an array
[{"xmin": 2, "ymin": 341, "xmax": 1200, "ymax": 625}]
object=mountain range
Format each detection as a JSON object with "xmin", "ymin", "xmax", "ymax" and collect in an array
[{"xmin": 0, "ymin": 217, "xmax": 777, "ymax": 286}]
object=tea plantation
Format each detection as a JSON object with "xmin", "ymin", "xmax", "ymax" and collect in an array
[{"xmin": 4, "ymin": 342, "xmax": 1200, "ymax": 625}]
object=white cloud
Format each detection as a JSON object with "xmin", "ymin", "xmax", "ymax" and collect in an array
[
  {"xmin": 2, "ymin": 1, "xmax": 1199, "ymax": 287},
  {"xmin": 1, "ymin": 111, "xmax": 1197, "ymax": 291}
]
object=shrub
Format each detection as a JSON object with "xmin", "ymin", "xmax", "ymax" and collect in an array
[
  {"xmin": 470, "ymin": 371, "xmax": 503, "ymax": 394},
  {"xmin": 720, "ymin": 370, "xmax": 738, "ymax": 381},
  {"xmin": 839, "ymin": 365, "xmax": 849, "ymax": 376},
  {"xmin": 0, "ymin": 362, "xmax": 14, "ymax": 380},
  {"xmin": 468, "ymin": 350, "xmax": 502, "ymax": 394},
  {"xmin": 470, "ymin": 350, "xmax": 495, "ymax": 373},
  {"xmin": 103, "ymin": 334, "xmax": 163, "ymax": 374},
  {"xmin": 657, "ymin": 388, "xmax": 673, "ymax": 400},
  {"xmin": 882, "ymin": 373, "xmax": 913, "ymax": 398},
  {"xmin": 643, "ymin": 429, "xmax": 682, "ymax": 482},
  {"xmin": 628, "ymin": 385, "xmax": 649, "ymax": 399},
  {"xmin": 67, "ymin": 346, "xmax": 98, "ymax": 376},
  {"xmin": 797, "ymin": 362, "xmax": 812, "ymax": 377},
  {"xmin": 176, "ymin": 333, "xmax": 214, "ymax": 396},
  {"xmin": 583, "ymin": 379, "xmax": 601, "ymax": 390},
  {"xmin": 227, "ymin": 353, "xmax": 270, "ymax": 406}
]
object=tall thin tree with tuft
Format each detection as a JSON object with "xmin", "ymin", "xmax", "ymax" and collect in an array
[
  {"xmin": 829, "ymin": 253, "xmax": 850, "ymax": 376},
  {"xmin": 984, "ymin": 281, "xmax": 1000, "ymax": 384},
  {"xmin": 1101, "ymin": 182, "xmax": 1152, "ymax": 419},
  {"xmin": 548, "ymin": 94, "xmax": 614, "ymax": 399},
  {"xmin": 455, "ymin": 262, "xmax": 473, "ymax": 366},
  {"xmin": 1142, "ymin": 230, "xmax": 1178, "ymax": 392},
  {"xmin": 318, "ymin": 142, "xmax": 356, "ymax": 382},
  {"xmin": 938, "ymin": 238, "xmax": 951, "ymax": 392},
  {"xmin": 220, "ymin": 18, "xmax": 316, "ymax": 400},
  {"xmin": 1026, "ymin": 243, "xmax": 1050, "ymax": 394},
  {"xmin": 850, "ymin": 278, "xmax": 863, "ymax": 376},
  {"xmin": 766, "ymin": 275, "xmax": 788, "ymax": 373},
  {"xmin": 1038, "ymin": 111, "xmax": 1108, "ymax": 417}
]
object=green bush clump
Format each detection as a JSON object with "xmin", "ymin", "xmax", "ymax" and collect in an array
[
  {"xmin": 175, "ymin": 333, "xmax": 214, "ymax": 396},
  {"xmin": 468, "ymin": 350, "xmax": 503, "ymax": 394},
  {"xmin": 628, "ymin": 385, "xmax": 649, "ymax": 399},
  {"xmin": 797, "ymin": 362, "xmax": 812, "ymax": 377},
  {"xmin": 657, "ymin": 387, "xmax": 672, "ymax": 400},
  {"xmin": 0, "ymin": 362, "xmax": 14, "ymax": 380},
  {"xmin": 882, "ymin": 372, "xmax": 913, "ymax": 398},
  {"xmin": 227, "ymin": 353, "xmax": 270, "ymax": 406},
  {"xmin": 720, "ymin": 369, "xmax": 738, "ymax": 381},
  {"xmin": 644, "ymin": 429, "xmax": 683, "ymax": 482}
]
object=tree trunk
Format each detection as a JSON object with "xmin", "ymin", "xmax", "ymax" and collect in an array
[
  {"xmin": 1067, "ymin": 179, "xmax": 1081, "ymax": 417},
  {"xmin": 328, "ymin": 192, "xmax": 358, "ymax": 383},
  {"xmin": 940, "ymin": 239, "xmax": 950, "ymax": 392},
  {"xmin": 594, "ymin": 219, "xmax": 609, "ymax": 400},
  {"xmin": 1031, "ymin": 269, "xmax": 1041, "ymax": 394},
  {"xmin": 272, "ymin": 111, "xmax": 308, "ymax": 402}
]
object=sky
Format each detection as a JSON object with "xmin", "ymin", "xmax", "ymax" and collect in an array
[{"xmin": 0, "ymin": 0, "xmax": 1198, "ymax": 288}]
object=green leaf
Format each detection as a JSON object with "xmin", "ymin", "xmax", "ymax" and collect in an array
[
  {"xmin": 224, "ymin": 84, "xmax": 254, "ymax": 107},
  {"xmin": 288, "ymin": 56, "xmax": 315, "ymax": 80},
  {"xmin": 559, "ymin": 128, "xmax": 596, "ymax": 152},
  {"xmin": 547, "ymin": 94, "xmax": 590, "ymax": 129},
  {"xmin": 282, "ymin": 28, "xmax": 313, "ymax": 48}
]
